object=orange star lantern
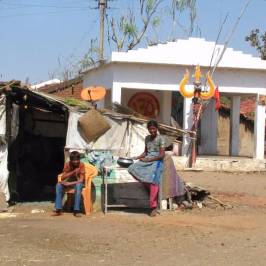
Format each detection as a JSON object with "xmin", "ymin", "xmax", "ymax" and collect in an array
[{"xmin": 179, "ymin": 66, "xmax": 215, "ymax": 104}]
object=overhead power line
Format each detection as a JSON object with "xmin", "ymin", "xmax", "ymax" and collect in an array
[
  {"xmin": 211, "ymin": 0, "xmax": 253, "ymax": 76},
  {"xmin": 0, "ymin": 9, "xmax": 91, "ymax": 19},
  {"xmin": 0, "ymin": 2, "xmax": 91, "ymax": 9}
]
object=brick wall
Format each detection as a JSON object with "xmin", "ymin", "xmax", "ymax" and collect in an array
[
  {"xmin": 38, "ymin": 79, "xmax": 83, "ymax": 100},
  {"xmin": 53, "ymin": 83, "xmax": 83, "ymax": 100}
]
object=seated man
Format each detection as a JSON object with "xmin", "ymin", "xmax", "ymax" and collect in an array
[{"xmin": 53, "ymin": 151, "xmax": 85, "ymax": 217}]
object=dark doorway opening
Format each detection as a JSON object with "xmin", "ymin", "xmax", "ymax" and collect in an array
[
  {"xmin": 7, "ymin": 91, "xmax": 68, "ymax": 202},
  {"xmin": 171, "ymin": 91, "xmax": 183, "ymax": 128}
]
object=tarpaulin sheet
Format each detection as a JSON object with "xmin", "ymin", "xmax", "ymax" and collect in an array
[
  {"xmin": 65, "ymin": 111, "xmax": 148, "ymax": 157},
  {"xmin": 65, "ymin": 112, "xmax": 91, "ymax": 150},
  {"xmin": 0, "ymin": 96, "xmax": 9, "ymax": 201},
  {"xmin": 0, "ymin": 96, "xmax": 6, "ymax": 137},
  {"xmin": 0, "ymin": 145, "xmax": 9, "ymax": 201}
]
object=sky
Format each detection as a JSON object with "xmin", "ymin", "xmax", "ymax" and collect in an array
[{"xmin": 0, "ymin": 0, "xmax": 266, "ymax": 84}]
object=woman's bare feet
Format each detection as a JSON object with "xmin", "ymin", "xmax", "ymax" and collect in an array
[{"xmin": 150, "ymin": 208, "xmax": 157, "ymax": 217}]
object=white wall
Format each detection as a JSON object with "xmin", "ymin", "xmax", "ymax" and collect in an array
[
  {"xmin": 120, "ymin": 88, "xmax": 172, "ymax": 124},
  {"xmin": 111, "ymin": 38, "xmax": 266, "ymax": 71},
  {"xmin": 83, "ymin": 65, "xmax": 113, "ymax": 89},
  {"xmin": 83, "ymin": 62, "xmax": 266, "ymax": 157},
  {"xmin": 83, "ymin": 63, "xmax": 266, "ymax": 97},
  {"xmin": 112, "ymin": 64, "xmax": 266, "ymax": 95},
  {"xmin": 83, "ymin": 65, "xmax": 114, "ymax": 108},
  {"xmin": 213, "ymin": 69, "xmax": 266, "ymax": 95}
]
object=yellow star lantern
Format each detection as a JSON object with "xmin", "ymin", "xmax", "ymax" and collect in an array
[{"xmin": 179, "ymin": 66, "xmax": 215, "ymax": 101}]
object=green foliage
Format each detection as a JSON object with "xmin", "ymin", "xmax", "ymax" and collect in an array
[
  {"xmin": 246, "ymin": 29, "xmax": 266, "ymax": 60},
  {"xmin": 64, "ymin": 98, "xmax": 88, "ymax": 109},
  {"xmin": 52, "ymin": 0, "xmax": 198, "ymax": 80},
  {"xmin": 171, "ymin": 0, "xmax": 197, "ymax": 35},
  {"xmin": 151, "ymin": 16, "xmax": 160, "ymax": 27},
  {"xmin": 220, "ymin": 96, "xmax": 231, "ymax": 106},
  {"xmin": 146, "ymin": 0, "xmax": 156, "ymax": 13},
  {"xmin": 123, "ymin": 22, "xmax": 137, "ymax": 35},
  {"xmin": 248, "ymin": 111, "xmax": 255, "ymax": 118},
  {"xmin": 172, "ymin": 0, "xmax": 193, "ymax": 13},
  {"xmin": 48, "ymin": 38, "xmax": 99, "ymax": 81},
  {"xmin": 107, "ymin": 0, "xmax": 197, "ymax": 51},
  {"xmin": 79, "ymin": 38, "xmax": 100, "ymax": 70}
]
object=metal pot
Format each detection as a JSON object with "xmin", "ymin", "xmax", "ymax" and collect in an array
[{"xmin": 117, "ymin": 157, "xmax": 134, "ymax": 168}]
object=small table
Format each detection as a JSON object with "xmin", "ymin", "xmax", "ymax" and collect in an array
[
  {"xmin": 102, "ymin": 165, "xmax": 128, "ymax": 214},
  {"xmin": 102, "ymin": 165, "xmax": 165, "ymax": 214}
]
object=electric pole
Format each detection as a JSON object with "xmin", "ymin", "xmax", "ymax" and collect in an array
[{"xmin": 99, "ymin": 0, "xmax": 107, "ymax": 61}]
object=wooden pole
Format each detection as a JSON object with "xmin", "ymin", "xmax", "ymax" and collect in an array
[
  {"xmin": 189, "ymin": 101, "xmax": 203, "ymax": 168},
  {"xmin": 99, "ymin": 0, "xmax": 107, "ymax": 61}
]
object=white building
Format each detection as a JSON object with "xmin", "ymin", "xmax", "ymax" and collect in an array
[
  {"xmin": 31, "ymin": 79, "xmax": 61, "ymax": 90},
  {"xmin": 83, "ymin": 38, "xmax": 266, "ymax": 160}
]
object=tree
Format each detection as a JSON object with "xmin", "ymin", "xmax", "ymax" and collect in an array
[
  {"xmin": 246, "ymin": 29, "xmax": 266, "ymax": 60},
  {"xmin": 106, "ymin": 0, "xmax": 197, "ymax": 52},
  {"xmin": 51, "ymin": 0, "xmax": 197, "ymax": 80},
  {"xmin": 170, "ymin": 0, "xmax": 197, "ymax": 37},
  {"xmin": 107, "ymin": 0, "xmax": 163, "ymax": 51}
]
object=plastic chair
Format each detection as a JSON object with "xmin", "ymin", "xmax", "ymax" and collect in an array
[{"xmin": 57, "ymin": 163, "xmax": 98, "ymax": 215}]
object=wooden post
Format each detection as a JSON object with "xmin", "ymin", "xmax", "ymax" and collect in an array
[
  {"xmin": 99, "ymin": 0, "xmax": 107, "ymax": 61},
  {"xmin": 189, "ymin": 102, "xmax": 202, "ymax": 168},
  {"xmin": 191, "ymin": 132, "xmax": 197, "ymax": 167}
]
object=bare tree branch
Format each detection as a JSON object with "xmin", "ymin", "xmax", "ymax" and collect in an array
[
  {"xmin": 170, "ymin": 0, "xmax": 197, "ymax": 37},
  {"xmin": 128, "ymin": 0, "xmax": 164, "ymax": 50},
  {"xmin": 107, "ymin": 0, "xmax": 165, "ymax": 52}
]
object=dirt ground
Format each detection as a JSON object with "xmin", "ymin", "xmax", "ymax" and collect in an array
[{"xmin": 1, "ymin": 171, "xmax": 266, "ymax": 266}]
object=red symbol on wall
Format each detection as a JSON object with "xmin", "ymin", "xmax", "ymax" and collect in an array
[{"xmin": 128, "ymin": 92, "xmax": 160, "ymax": 118}]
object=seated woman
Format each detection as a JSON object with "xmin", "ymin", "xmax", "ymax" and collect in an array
[{"xmin": 128, "ymin": 120, "xmax": 165, "ymax": 217}]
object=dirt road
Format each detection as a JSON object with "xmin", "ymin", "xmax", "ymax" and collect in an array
[{"xmin": 1, "ymin": 172, "xmax": 266, "ymax": 266}]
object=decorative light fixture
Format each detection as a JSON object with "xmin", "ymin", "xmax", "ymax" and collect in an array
[
  {"xmin": 179, "ymin": 65, "xmax": 215, "ymax": 103},
  {"xmin": 178, "ymin": 66, "xmax": 217, "ymax": 168}
]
